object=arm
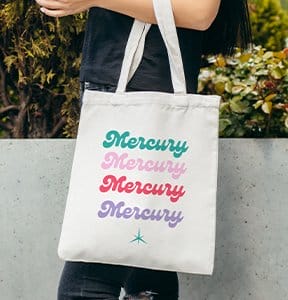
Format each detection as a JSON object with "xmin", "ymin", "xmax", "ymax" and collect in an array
[
  {"xmin": 37, "ymin": 0, "xmax": 221, "ymax": 31},
  {"xmin": 96, "ymin": 0, "xmax": 220, "ymax": 30}
]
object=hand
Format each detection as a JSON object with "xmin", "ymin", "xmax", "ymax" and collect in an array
[{"xmin": 35, "ymin": 0, "xmax": 96, "ymax": 17}]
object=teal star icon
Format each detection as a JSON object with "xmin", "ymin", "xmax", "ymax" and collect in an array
[{"xmin": 130, "ymin": 229, "xmax": 147, "ymax": 244}]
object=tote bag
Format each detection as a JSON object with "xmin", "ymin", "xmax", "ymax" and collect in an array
[{"xmin": 57, "ymin": 0, "xmax": 221, "ymax": 275}]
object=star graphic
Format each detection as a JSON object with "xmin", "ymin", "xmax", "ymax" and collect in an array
[{"xmin": 130, "ymin": 228, "xmax": 147, "ymax": 244}]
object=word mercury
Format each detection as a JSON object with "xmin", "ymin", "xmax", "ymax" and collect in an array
[
  {"xmin": 101, "ymin": 151, "xmax": 187, "ymax": 179},
  {"xmin": 98, "ymin": 200, "xmax": 184, "ymax": 228},
  {"xmin": 102, "ymin": 130, "xmax": 189, "ymax": 158},
  {"xmin": 99, "ymin": 175, "xmax": 186, "ymax": 202}
]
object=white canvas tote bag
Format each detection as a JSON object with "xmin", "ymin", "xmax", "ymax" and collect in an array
[{"xmin": 58, "ymin": 0, "xmax": 221, "ymax": 275}]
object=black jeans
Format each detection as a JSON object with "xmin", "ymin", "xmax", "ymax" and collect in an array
[{"xmin": 57, "ymin": 82, "xmax": 179, "ymax": 300}]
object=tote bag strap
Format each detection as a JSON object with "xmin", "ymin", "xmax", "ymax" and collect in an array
[
  {"xmin": 116, "ymin": 0, "xmax": 187, "ymax": 94},
  {"xmin": 116, "ymin": 21, "xmax": 151, "ymax": 93}
]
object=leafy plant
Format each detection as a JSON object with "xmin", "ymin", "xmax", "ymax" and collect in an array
[
  {"xmin": 249, "ymin": 0, "xmax": 288, "ymax": 50},
  {"xmin": 0, "ymin": 1, "xmax": 85, "ymax": 138},
  {"xmin": 198, "ymin": 46, "xmax": 288, "ymax": 137},
  {"xmin": 1, "ymin": 1, "xmax": 288, "ymax": 138}
]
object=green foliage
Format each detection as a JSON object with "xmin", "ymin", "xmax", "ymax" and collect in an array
[
  {"xmin": 1, "ymin": 1, "xmax": 288, "ymax": 138},
  {"xmin": 249, "ymin": 0, "xmax": 288, "ymax": 50},
  {"xmin": 0, "ymin": 1, "xmax": 85, "ymax": 137},
  {"xmin": 281, "ymin": 0, "xmax": 288, "ymax": 10},
  {"xmin": 198, "ymin": 46, "xmax": 288, "ymax": 137}
]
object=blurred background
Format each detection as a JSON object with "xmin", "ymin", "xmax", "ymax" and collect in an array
[{"xmin": 0, "ymin": 0, "xmax": 288, "ymax": 138}]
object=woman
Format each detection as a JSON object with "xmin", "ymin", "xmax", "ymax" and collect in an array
[{"xmin": 36, "ymin": 0, "xmax": 252, "ymax": 299}]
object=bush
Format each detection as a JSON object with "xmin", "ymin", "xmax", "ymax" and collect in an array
[
  {"xmin": 0, "ymin": 1, "xmax": 85, "ymax": 138},
  {"xmin": 249, "ymin": 0, "xmax": 288, "ymax": 50},
  {"xmin": 1, "ymin": 1, "xmax": 288, "ymax": 138},
  {"xmin": 198, "ymin": 46, "xmax": 288, "ymax": 137}
]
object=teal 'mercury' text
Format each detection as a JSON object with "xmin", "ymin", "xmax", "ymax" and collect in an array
[{"xmin": 102, "ymin": 130, "xmax": 189, "ymax": 158}]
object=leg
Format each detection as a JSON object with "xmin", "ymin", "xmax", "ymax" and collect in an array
[
  {"xmin": 57, "ymin": 261, "xmax": 133, "ymax": 300},
  {"xmin": 124, "ymin": 268, "xmax": 179, "ymax": 300}
]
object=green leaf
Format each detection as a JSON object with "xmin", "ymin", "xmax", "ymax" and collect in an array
[
  {"xmin": 3, "ymin": 55, "xmax": 18, "ymax": 72},
  {"xmin": 232, "ymin": 85, "xmax": 245, "ymax": 95},
  {"xmin": 241, "ymin": 86, "xmax": 254, "ymax": 96},
  {"xmin": 239, "ymin": 53, "xmax": 252, "ymax": 63},
  {"xmin": 219, "ymin": 118, "xmax": 232, "ymax": 132},
  {"xmin": 261, "ymin": 102, "xmax": 273, "ymax": 114},
  {"xmin": 271, "ymin": 67, "xmax": 285, "ymax": 79},
  {"xmin": 214, "ymin": 81, "xmax": 225, "ymax": 94},
  {"xmin": 255, "ymin": 69, "xmax": 269, "ymax": 76},
  {"xmin": 46, "ymin": 70, "xmax": 55, "ymax": 84},
  {"xmin": 253, "ymin": 100, "xmax": 264, "ymax": 109},
  {"xmin": 264, "ymin": 93, "xmax": 277, "ymax": 102},
  {"xmin": 234, "ymin": 127, "xmax": 246, "ymax": 137},
  {"xmin": 220, "ymin": 102, "xmax": 230, "ymax": 112},
  {"xmin": 225, "ymin": 81, "xmax": 233, "ymax": 93},
  {"xmin": 263, "ymin": 51, "xmax": 274, "ymax": 60},
  {"xmin": 230, "ymin": 97, "xmax": 249, "ymax": 113}
]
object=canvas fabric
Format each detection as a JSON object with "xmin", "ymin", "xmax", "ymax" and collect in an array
[{"xmin": 57, "ymin": 0, "xmax": 221, "ymax": 275}]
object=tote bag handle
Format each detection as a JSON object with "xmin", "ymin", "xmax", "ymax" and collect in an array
[{"xmin": 116, "ymin": 0, "xmax": 187, "ymax": 94}]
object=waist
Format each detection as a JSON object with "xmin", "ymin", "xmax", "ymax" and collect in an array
[{"xmin": 80, "ymin": 82, "xmax": 117, "ymax": 93}]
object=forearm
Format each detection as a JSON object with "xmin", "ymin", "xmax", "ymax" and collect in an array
[
  {"xmin": 37, "ymin": 0, "xmax": 220, "ymax": 30},
  {"xmin": 95, "ymin": 0, "xmax": 221, "ymax": 31}
]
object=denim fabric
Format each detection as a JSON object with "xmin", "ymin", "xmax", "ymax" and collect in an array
[
  {"xmin": 57, "ymin": 82, "xmax": 179, "ymax": 300},
  {"xmin": 57, "ymin": 261, "xmax": 179, "ymax": 300},
  {"xmin": 79, "ymin": 81, "xmax": 139, "ymax": 106}
]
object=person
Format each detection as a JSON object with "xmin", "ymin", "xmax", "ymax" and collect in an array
[{"xmin": 36, "ymin": 0, "xmax": 252, "ymax": 299}]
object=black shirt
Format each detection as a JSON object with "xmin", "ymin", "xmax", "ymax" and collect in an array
[{"xmin": 80, "ymin": 7, "xmax": 204, "ymax": 93}]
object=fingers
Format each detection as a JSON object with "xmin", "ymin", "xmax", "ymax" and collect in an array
[
  {"xmin": 36, "ymin": 0, "xmax": 70, "ymax": 17},
  {"xmin": 36, "ymin": 0, "xmax": 64, "ymax": 10},
  {"xmin": 35, "ymin": 0, "xmax": 89, "ymax": 17},
  {"xmin": 40, "ymin": 7, "xmax": 67, "ymax": 17}
]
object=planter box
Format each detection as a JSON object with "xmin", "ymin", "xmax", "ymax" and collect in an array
[{"xmin": 0, "ymin": 139, "xmax": 287, "ymax": 300}]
